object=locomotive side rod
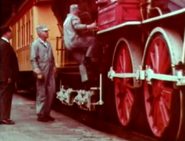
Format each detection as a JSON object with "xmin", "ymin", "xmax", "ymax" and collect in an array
[{"xmin": 108, "ymin": 66, "xmax": 185, "ymax": 86}]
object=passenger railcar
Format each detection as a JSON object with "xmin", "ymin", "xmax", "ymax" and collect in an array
[
  {"xmin": 7, "ymin": 0, "xmax": 185, "ymax": 140},
  {"xmin": 8, "ymin": 0, "xmax": 61, "ymax": 92}
]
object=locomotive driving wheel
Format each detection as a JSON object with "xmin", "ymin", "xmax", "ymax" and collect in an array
[
  {"xmin": 113, "ymin": 39, "xmax": 140, "ymax": 127},
  {"xmin": 143, "ymin": 28, "xmax": 184, "ymax": 140}
]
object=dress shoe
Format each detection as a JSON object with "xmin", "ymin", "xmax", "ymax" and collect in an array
[
  {"xmin": 37, "ymin": 116, "xmax": 48, "ymax": 122},
  {"xmin": 0, "ymin": 119, "xmax": 15, "ymax": 125},
  {"xmin": 46, "ymin": 115, "xmax": 55, "ymax": 121}
]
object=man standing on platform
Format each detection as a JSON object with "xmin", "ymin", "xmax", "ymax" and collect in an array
[
  {"xmin": 0, "ymin": 26, "xmax": 19, "ymax": 125},
  {"xmin": 30, "ymin": 24, "xmax": 56, "ymax": 122}
]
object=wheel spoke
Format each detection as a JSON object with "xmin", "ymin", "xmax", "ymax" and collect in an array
[
  {"xmin": 150, "ymin": 101, "xmax": 157, "ymax": 129},
  {"xmin": 161, "ymin": 86, "xmax": 173, "ymax": 110},
  {"xmin": 154, "ymin": 43, "xmax": 159, "ymax": 72},
  {"xmin": 114, "ymin": 79, "xmax": 120, "ymax": 96},
  {"xmin": 124, "ymin": 98, "xmax": 130, "ymax": 122},
  {"xmin": 159, "ymin": 97, "xmax": 170, "ymax": 127},
  {"xmin": 122, "ymin": 49, "xmax": 126, "ymax": 70},
  {"xmin": 151, "ymin": 101, "xmax": 165, "ymax": 134},
  {"xmin": 126, "ymin": 88, "xmax": 134, "ymax": 106},
  {"xmin": 150, "ymin": 52, "xmax": 156, "ymax": 71},
  {"xmin": 157, "ymin": 39, "xmax": 165, "ymax": 57},
  {"xmin": 158, "ymin": 41, "xmax": 170, "ymax": 73},
  {"xmin": 118, "ymin": 92, "xmax": 124, "ymax": 109},
  {"xmin": 118, "ymin": 49, "xmax": 126, "ymax": 72},
  {"xmin": 119, "ymin": 55, "xmax": 123, "ymax": 72},
  {"xmin": 160, "ymin": 58, "xmax": 170, "ymax": 73},
  {"xmin": 117, "ymin": 92, "xmax": 127, "ymax": 123}
]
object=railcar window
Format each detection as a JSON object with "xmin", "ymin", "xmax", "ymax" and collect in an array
[
  {"xmin": 11, "ymin": 9, "xmax": 32, "ymax": 52},
  {"xmin": 18, "ymin": 28, "xmax": 20, "ymax": 49},
  {"xmin": 23, "ymin": 24, "xmax": 25, "ymax": 47},
  {"xmin": 22, "ymin": 26, "xmax": 23, "ymax": 48},
  {"xmin": 28, "ymin": 20, "xmax": 31, "ymax": 43},
  {"xmin": 26, "ymin": 22, "xmax": 28, "ymax": 44}
]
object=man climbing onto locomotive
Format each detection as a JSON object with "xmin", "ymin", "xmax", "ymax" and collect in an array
[{"xmin": 63, "ymin": 4, "xmax": 101, "ymax": 87}]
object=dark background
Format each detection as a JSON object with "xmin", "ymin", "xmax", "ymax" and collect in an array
[
  {"xmin": 0, "ymin": 0, "xmax": 24, "ymax": 26},
  {"xmin": 0, "ymin": 0, "xmax": 98, "ymax": 26}
]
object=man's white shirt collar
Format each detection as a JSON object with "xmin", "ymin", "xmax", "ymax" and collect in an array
[
  {"xmin": 1, "ymin": 37, "xmax": 9, "ymax": 43},
  {"xmin": 39, "ymin": 38, "xmax": 47, "ymax": 47}
]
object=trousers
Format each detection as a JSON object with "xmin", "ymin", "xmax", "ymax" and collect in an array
[
  {"xmin": 36, "ymin": 63, "xmax": 55, "ymax": 117},
  {"xmin": 0, "ymin": 82, "xmax": 14, "ymax": 120},
  {"xmin": 68, "ymin": 36, "xmax": 102, "ymax": 82},
  {"xmin": 69, "ymin": 36, "xmax": 101, "ymax": 64}
]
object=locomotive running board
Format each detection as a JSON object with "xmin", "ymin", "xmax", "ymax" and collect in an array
[{"xmin": 97, "ymin": 9, "xmax": 185, "ymax": 35}]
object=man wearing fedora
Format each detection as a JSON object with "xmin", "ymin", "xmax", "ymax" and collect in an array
[
  {"xmin": 30, "ymin": 24, "xmax": 56, "ymax": 122},
  {"xmin": 0, "ymin": 26, "xmax": 19, "ymax": 125}
]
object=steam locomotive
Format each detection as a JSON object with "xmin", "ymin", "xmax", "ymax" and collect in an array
[{"xmin": 55, "ymin": 0, "xmax": 185, "ymax": 140}]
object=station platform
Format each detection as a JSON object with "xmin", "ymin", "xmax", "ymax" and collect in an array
[{"xmin": 0, "ymin": 94, "xmax": 126, "ymax": 141}]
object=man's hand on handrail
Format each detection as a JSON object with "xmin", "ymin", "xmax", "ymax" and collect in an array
[{"xmin": 87, "ymin": 22, "xmax": 97, "ymax": 30}]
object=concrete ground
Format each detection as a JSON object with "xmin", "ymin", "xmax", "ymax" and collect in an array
[{"xmin": 0, "ymin": 94, "xmax": 127, "ymax": 141}]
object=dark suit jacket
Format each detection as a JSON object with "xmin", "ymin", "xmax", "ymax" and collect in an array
[{"xmin": 0, "ymin": 38, "xmax": 19, "ymax": 82}]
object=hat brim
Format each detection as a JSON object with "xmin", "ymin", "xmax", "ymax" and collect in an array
[{"xmin": 42, "ymin": 28, "xmax": 49, "ymax": 31}]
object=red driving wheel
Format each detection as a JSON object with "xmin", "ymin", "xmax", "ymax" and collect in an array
[
  {"xmin": 113, "ymin": 42, "xmax": 135, "ymax": 126},
  {"xmin": 143, "ymin": 34, "xmax": 183, "ymax": 139}
]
